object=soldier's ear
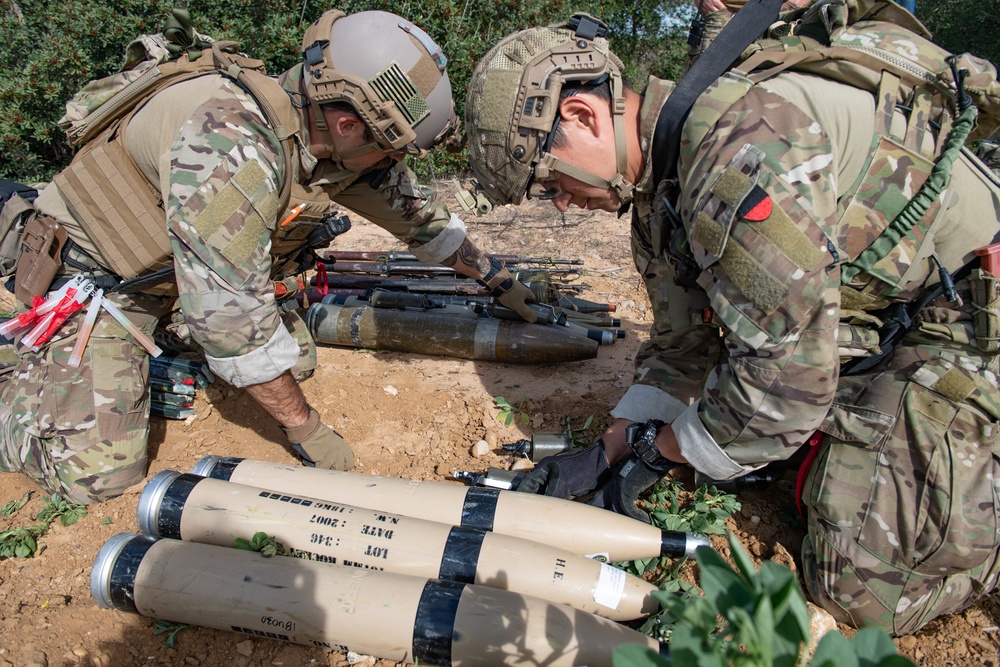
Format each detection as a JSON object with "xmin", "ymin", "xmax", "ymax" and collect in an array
[
  {"xmin": 557, "ymin": 96, "xmax": 605, "ymax": 139},
  {"xmin": 333, "ymin": 113, "xmax": 368, "ymax": 140}
]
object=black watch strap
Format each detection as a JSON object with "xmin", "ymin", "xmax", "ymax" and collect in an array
[
  {"xmin": 477, "ymin": 257, "xmax": 513, "ymax": 296},
  {"xmin": 625, "ymin": 419, "xmax": 673, "ymax": 472}
]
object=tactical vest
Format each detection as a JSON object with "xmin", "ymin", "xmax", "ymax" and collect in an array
[
  {"xmin": 52, "ymin": 37, "xmax": 306, "ymax": 282},
  {"xmin": 664, "ymin": 0, "xmax": 1000, "ymax": 341}
]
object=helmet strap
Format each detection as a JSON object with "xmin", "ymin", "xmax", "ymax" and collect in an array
[
  {"xmin": 608, "ymin": 71, "xmax": 635, "ymax": 205},
  {"xmin": 310, "ymin": 102, "xmax": 337, "ymax": 154}
]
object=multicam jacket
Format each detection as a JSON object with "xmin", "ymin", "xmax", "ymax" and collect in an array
[
  {"xmin": 35, "ymin": 67, "xmax": 467, "ymax": 387},
  {"xmin": 613, "ymin": 72, "xmax": 1000, "ymax": 479}
]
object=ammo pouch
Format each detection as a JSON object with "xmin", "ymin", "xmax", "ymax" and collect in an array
[
  {"xmin": 970, "ymin": 268, "xmax": 1000, "ymax": 353},
  {"xmin": 0, "ymin": 188, "xmax": 37, "ymax": 279},
  {"xmin": 14, "ymin": 214, "xmax": 68, "ymax": 305}
]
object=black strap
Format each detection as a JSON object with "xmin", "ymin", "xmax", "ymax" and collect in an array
[
  {"xmin": 839, "ymin": 248, "xmax": 993, "ymax": 377},
  {"xmin": 0, "ymin": 179, "xmax": 37, "ymax": 207},
  {"xmin": 651, "ymin": 0, "xmax": 783, "ymax": 186}
]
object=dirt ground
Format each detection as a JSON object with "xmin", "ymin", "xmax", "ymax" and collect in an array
[{"xmin": 1, "ymin": 188, "xmax": 999, "ymax": 667}]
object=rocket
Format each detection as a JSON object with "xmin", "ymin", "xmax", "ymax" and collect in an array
[
  {"xmin": 137, "ymin": 471, "xmax": 660, "ymax": 621},
  {"xmin": 192, "ymin": 456, "xmax": 712, "ymax": 563},
  {"xmin": 304, "ymin": 300, "xmax": 598, "ymax": 364},
  {"xmin": 91, "ymin": 533, "xmax": 664, "ymax": 666}
]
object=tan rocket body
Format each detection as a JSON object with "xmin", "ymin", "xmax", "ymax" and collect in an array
[
  {"xmin": 138, "ymin": 472, "xmax": 659, "ymax": 620},
  {"xmin": 193, "ymin": 457, "xmax": 709, "ymax": 562},
  {"xmin": 92, "ymin": 534, "xmax": 662, "ymax": 666}
]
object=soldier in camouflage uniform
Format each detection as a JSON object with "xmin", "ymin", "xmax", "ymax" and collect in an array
[
  {"xmin": 462, "ymin": 6, "xmax": 1000, "ymax": 635},
  {"xmin": 0, "ymin": 9, "xmax": 536, "ymax": 504}
]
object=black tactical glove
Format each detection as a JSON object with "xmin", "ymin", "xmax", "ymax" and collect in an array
[
  {"xmin": 516, "ymin": 440, "xmax": 610, "ymax": 498},
  {"xmin": 586, "ymin": 420, "xmax": 678, "ymax": 523}
]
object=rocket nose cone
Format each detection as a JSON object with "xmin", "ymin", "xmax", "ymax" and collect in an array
[
  {"xmin": 90, "ymin": 533, "xmax": 154, "ymax": 611},
  {"xmin": 136, "ymin": 470, "xmax": 182, "ymax": 536},
  {"xmin": 191, "ymin": 455, "xmax": 222, "ymax": 477}
]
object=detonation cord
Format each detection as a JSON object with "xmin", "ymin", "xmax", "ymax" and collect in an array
[{"xmin": 840, "ymin": 60, "xmax": 978, "ymax": 286}]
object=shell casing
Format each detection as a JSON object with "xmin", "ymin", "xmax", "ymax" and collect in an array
[
  {"xmin": 92, "ymin": 534, "xmax": 662, "ymax": 666},
  {"xmin": 192, "ymin": 457, "xmax": 672, "ymax": 562}
]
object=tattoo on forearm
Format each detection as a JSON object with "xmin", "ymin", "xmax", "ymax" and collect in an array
[{"xmin": 443, "ymin": 239, "xmax": 490, "ymax": 274}]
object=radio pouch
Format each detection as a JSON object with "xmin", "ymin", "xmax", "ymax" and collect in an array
[
  {"xmin": 0, "ymin": 192, "xmax": 36, "ymax": 278},
  {"xmin": 14, "ymin": 214, "xmax": 67, "ymax": 305}
]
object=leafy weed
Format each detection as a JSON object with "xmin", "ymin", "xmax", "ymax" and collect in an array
[{"xmin": 234, "ymin": 531, "xmax": 286, "ymax": 558}]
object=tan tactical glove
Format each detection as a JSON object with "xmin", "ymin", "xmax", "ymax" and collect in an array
[
  {"xmin": 479, "ymin": 258, "xmax": 538, "ymax": 323},
  {"xmin": 282, "ymin": 408, "xmax": 355, "ymax": 471}
]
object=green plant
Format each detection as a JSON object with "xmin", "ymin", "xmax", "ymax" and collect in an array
[
  {"xmin": 563, "ymin": 412, "xmax": 612, "ymax": 446},
  {"xmin": 0, "ymin": 491, "xmax": 31, "ymax": 516},
  {"xmin": 647, "ymin": 479, "xmax": 740, "ymax": 536},
  {"xmin": 494, "ymin": 396, "xmax": 530, "ymax": 427},
  {"xmin": 0, "ymin": 492, "xmax": 88, "ymax": 560},
  {"xmin": 234, "ymin": 531, "xmax": 285, "ymax": 558},
  {"xmin": 613, "ymin": 534, "xmax": 915, "ymax": 667},
  {"xmin": 35, "ymin": 493, "xmax": 87, "ymax": 527},
  {"xmin": 0, "ymin": 524, "xmax": 46, "ymax": 558},
  {"xmin": 619, "ymin": 478, "xmax": 739, "ymax": 584},
  {"xmin": 153, "ymin": 620, "xmax": 191, "ymax": 648}
]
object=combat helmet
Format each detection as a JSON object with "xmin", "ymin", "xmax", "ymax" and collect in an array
[
  {"xmin": 301, "ymin": 9, "xmax": 457, "ymax": 159},
  {"xmin": 465, "ymin": 14, "xmax": 631, "ymax": 207}
]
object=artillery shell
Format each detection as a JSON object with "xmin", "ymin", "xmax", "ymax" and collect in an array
[{"xmin": 305, "ymin": 301, "xmax": 597, "ymax": 364}]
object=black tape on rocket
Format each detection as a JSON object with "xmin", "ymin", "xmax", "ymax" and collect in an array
[
  {"xmin": 108, "ymin": 534, "xmax": 157, "ymax": 614},
  {"xmin": 460, "ymin": 486, "xmax": 500, "ymax": 532},
  {"xmin": 412, "ymin": 579, "xmax": 464, "ymax": 667},
  {"xmin": 438, "ymin": 526, "xmax": 486, "ymax": 584}
]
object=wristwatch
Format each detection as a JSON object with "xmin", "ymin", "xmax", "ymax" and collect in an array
[{"xmin": 625, "ymin": 419, "xmax": 674, "ymax": 473}]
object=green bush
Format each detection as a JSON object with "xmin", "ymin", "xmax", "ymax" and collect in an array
[{"xmin": 0, "ymin": 0, "xmax": 690, "ymax": 183}]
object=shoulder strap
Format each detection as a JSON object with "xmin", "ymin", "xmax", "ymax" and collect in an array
[
  {"xmin": 651, "ymin": 0, "xmax": 783, "ymax": 186},
  {"xmin": 211, "ymin": 41, "xmax": 299, "ymax": 215}
]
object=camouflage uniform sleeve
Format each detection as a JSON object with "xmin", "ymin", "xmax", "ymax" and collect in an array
[
  {"xmin": 629, "ymin": 84, "xmax": 843, "ymax": 479},
  {"xmin": 611, "ymin": 221, "xmax": 720, "ymax": 425},
  {"xmin": 332, "ymin": 160, "xmax": 467, "ymax": 263},
  {"xmin": 165, "ymin": 80, "xmax": 299, "ymax": 388}
]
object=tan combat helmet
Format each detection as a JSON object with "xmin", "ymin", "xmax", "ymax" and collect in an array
[
  {"xmin": 464, "ymin": 14, "xmax": 631, "ymax": 207},
  {"xmin": 301, "ymin": 9, "xmax": 457, "ymax": 159}
]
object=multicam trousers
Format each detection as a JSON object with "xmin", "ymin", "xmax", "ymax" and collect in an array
[
  {"xmin": 0, "ymin": 292, "xmax": 164, "ymax": 505},
  {"xmin": 801, "ymin": 339, "xmax": 1000, "ymax": 636}
]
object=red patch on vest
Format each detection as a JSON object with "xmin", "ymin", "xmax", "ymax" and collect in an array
[{"xmin": 738, "ymin": 185, "xmax": 772, "ymax": 221}]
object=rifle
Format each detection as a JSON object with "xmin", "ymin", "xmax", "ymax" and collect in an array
[
  {"xmin": 319, "ymin": 258, "xmax": 582, "ymax": 278},
  {"xmin": 319, "ymin": 250, "xmax": 584, "ymax": 266}
]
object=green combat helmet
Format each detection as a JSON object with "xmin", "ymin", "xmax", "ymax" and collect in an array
[
  {"xmin": 301, "ymin": 9, "xmax": 457, "ymax": 160},
  {"xmin": 464, "ymin": 14, "xmax": 632, "ymax": 207}
]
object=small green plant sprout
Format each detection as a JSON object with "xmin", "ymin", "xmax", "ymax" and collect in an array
[
  {"xmin": 563, "ymin": 412, "xmax": 609, "ymax": 446},
  {"xmin": 620, "ymin": 478, "xmax": 739, "ymax": 585},
  {"xmin": 35, "ymin": 493, "xmax": 87, "ymax": 527},
  {"xmin": 494, "ymin": 396, "xmax": 530, "ymax": 427},
  {"xmin": 234, "ymin": 531, "xmax": 286, "ymax": 558},
  {"xmin": 0, "ymin": 525, "xmax": 46, "ymax": 559},
  {"xmin": 0, "ymin": 491, "xmax": 32, "ymax": 516},
  {"xmin": 613, "ymin": 533, "xmax": 915, "ymax": 667},
  {"xmin": 647, "ymin": 479, "xmax": 740, "ymax": 537},
  {"xmin": 100, "ymin": 517, "xmax": 113, "ymax": 526},
  {"xmin": 153, "ymin": 620, "xmax": 192, "ymax": 648}
]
